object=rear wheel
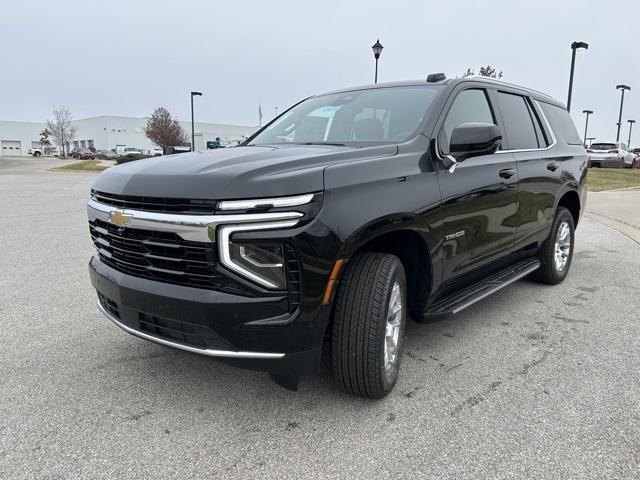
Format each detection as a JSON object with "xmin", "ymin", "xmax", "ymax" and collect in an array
[
  {"xmin": 330, "ymin": 252, "xmax": 406, "ymax": 399},
  {"xmin": 531, "ymin": 206, "xmax": 575, "ymax": 285}
]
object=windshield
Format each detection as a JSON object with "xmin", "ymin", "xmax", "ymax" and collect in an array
[
  {"xmin": 590, "ymin": 143, "xmax": 616, "ymax": 150},
  {"xmin": 249, "ymin": 86, "xmax": 440, "ymax": 147}
]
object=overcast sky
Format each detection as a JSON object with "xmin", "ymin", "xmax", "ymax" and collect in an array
[{"xmin": 1, "ymin": 0, "xmax": 638, "ymax": 143}]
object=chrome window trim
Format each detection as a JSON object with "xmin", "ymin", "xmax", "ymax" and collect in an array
[
  {"xmin": 97, "ymin": 301, "xmax": 285, "ymax": 359},
  {"xmin": 87, "ymin": 199, "xmax": 302, "ymax": 243},
  {"xmin": 218, "ymin": 220, "xmax": 300, "ymax": 289},
  {"xmin": 218, "ymin": 193, "xmax": 314, "ymax": 211}
]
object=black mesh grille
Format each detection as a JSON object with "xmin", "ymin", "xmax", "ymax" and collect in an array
[
  {"xmin": 284, "ymin": 243, "xmax": 301, "ymax": 313},
  {"xmin": 92, "ymin": 190, "xmax": 217, "ymax": 215},
  {"xmin": 98, "ymin": 292, "xmax": 120, "ymax": 319},
  {"xmin": 89, "ymin": 219, "xmax": 254, "ymax": 295},
  {"xmin": 138, "ymin": 312, "xmax": 208, "ymax": 348}
]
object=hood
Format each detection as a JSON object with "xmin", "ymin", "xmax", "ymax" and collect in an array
[{"xmin": 91, "ymin": 144, "xmax": 398, "ymax": 199}]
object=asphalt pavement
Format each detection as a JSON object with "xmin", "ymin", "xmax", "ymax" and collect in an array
[{"xmin": 1, "ymin": 168, "xmax": 639, "ymax": 479}]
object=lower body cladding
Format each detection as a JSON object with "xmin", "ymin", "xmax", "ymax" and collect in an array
[{"xmin": 89, "ymin": 256, "xmax": 328, "ymax": 384}]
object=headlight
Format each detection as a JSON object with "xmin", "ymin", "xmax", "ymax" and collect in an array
[
  {"xmin": 218, "ymin": 218, "xmax": 301, "ymax": 290},
  {"xmin": 228, "ymin": 243, "xmax": 286, "ymax": 289}
]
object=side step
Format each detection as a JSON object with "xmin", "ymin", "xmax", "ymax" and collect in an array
[{"xmin": 424, "ymin": 257, "xmax": 540, "ymax": 319}]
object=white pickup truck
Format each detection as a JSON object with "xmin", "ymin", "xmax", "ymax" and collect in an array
[{"xmin": 28, "ymin": 146, "xmax": 60, "ymax": 157}]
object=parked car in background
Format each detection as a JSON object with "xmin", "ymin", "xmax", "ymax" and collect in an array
[
  {"xmin": 96, "ymin": 149, "xmax": 120, "ymax": 160},
  {"xmin": 149, "ymin": 147, "xmax": 163, "ymax": 156},
  {"xmin": 632, "ymin": 148, "xmax": 640, "ymax": 168},
  {"xmin": 122, "ymin": 147, "xmax": 143, "ymax": 156},
  {"xmin": 70, "ymin": 147, "xmax": 95, "ymax": 160},
  {"xmin": 28, "ymin": 146, "xmax": 60, "ymax": 157},
  {"xmin": 587, "ymin": 142, "xmax": 635, "ymax": 168}
]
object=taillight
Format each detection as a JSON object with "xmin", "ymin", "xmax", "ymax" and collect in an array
[
  {"xmin": 607, "ymin": 149, "xmax": 620, "ymax": 154},
  {"xmin": 586, "ymin": 149, "xmax": 593, "ymax": 153}
]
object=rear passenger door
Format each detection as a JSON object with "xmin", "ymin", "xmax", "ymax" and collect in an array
[
  {"xmin": 494, "ymin": 91, "xmax": 561, "ymax": 249},
  {"xmin": 436, "ymin": 87, "xmax": 518, "ymax": 281}
]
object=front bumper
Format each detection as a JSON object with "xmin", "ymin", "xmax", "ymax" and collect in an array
[{"xmin": 89, "ymin": 256, "xmax": 324, "ymax": 376}]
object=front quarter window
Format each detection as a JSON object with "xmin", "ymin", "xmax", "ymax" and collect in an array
[{"xmin": 249, "ymin": 86, "xmax": 440, "ymax": 147}]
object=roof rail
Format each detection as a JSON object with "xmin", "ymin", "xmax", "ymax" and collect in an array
[{"xmin": 459, "ymin": 75, "xmax": 554, "ymax": 101}]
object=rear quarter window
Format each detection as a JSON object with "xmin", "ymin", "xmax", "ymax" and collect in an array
[{"xmin": 539, "ymin": 102, "xmax": 583, "ymax": 146}]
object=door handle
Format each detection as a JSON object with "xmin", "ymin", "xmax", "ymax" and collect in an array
[
  {"xmin": 547, "ymin": 162, "xmax": 559, "ymax": 172},
  {"xmin": 498, "ymin": 168, "xmax": 516, "ymax": 179}
]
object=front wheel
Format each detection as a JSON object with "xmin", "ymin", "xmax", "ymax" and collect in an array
[
  {"xmin": 330, "ymin": 252, "xmax": 407, "ymax": 399},
  {"xmin": 531, "ymin": 206, "xmax": 575, "ymax": 285}
]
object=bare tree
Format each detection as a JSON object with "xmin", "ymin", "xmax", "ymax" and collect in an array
[
  {"xmin": 463, "ymin": 65, "xmax": 503, "ymax": 79},
  {"xmin": 478, "ymin": 65, "xmax": 503, "ymax": 79},
  {"xmin": 144, "ymin": 107, "xmax": 186, "ymax": 154},
  {"xmin": 45, "ymin": 107, "xmax": 78, "ymax": 157}
]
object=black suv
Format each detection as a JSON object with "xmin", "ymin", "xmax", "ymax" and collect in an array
[{"xmin": 88, "ymin": 75, "xmax": 587, "ymax": 398}]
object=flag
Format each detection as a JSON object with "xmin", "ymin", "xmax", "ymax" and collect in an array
[{"xmin": 258, "ymin": 102, "xmax": 263, "ymax": 126}]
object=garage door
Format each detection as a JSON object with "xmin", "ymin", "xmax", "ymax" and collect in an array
[{"xmin": 1, "ymin": 140, "xmax": 22, "ymax": 156}]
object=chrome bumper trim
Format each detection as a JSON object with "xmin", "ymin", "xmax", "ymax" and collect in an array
[
  {"xmin": 87, "ymin": 199, "xmax": 303, "ymax": 243},
  {"xmin": 97, "ymin": 301, "xmax": 286, "ymax": 359}
]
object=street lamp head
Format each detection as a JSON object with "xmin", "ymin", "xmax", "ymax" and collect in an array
[
  {"xmin": 372, "ymin": 39, "xmax": 383, "ymax": 59},
  {"xmin": 582, "ymin": 109, "xmax": 593, "ymax": 115},
  {"xmin": 629, "ymin": 119, "xmax": 636, "ymax": 124},
  {"xmin": 616, "ymin": 84, "xmax": 631, "ymax": 91},
  {"xmin": 571, "ymin": 41, "xmax": 589, "ymax": 50},
  {"xmin": 191, "ymin": 91, "xmax": 203, "ymax": 96}
]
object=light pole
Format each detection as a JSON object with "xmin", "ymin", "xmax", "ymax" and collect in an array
[
  {"xmin": 586, "ymin": 137, "xmax": 596, "ymax": 148},
  {"xmin": 371, "ymin": 39, "xmax": 383, "ymax": 83},
  {"xmin": 190, "ymin": 91, "xmax": 202, "ymax": 151},
  {"xmin": 628, "ymin": 119, "xmax": 636, "ymax": 147},
  {"xmin": 582, "ymin": 109, "xmax": 593, "ymax": 147},
  {"xmin": 566, "ymin": 41, "xmax": 588, "ymax": 112},
  {"xmin": 615, "ymin": 84, "xmax": 631, "ymax": 141}
]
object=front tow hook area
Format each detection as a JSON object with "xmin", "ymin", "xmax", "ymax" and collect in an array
[{"xmin": 270, "ymin": 374, "xmax": 300, "ymax": 391}]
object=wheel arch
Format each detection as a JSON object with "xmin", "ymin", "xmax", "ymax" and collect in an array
[
  {"xmin": 334, "ymin": 217, "xmax": 437, "ymax": 317},
  {"xmin": 556, "ymin": 188, "xmax": 581, "ymax": 226}
]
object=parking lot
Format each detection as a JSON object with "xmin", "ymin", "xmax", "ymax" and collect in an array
[{"xmin": 1, "ymin": 163, "xmax": 639, "ymax": 479}]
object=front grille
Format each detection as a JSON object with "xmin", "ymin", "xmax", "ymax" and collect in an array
[
  {"xmin": 98, "ymin": 292, "xmax": 120, "ymax": 319},
  {"xmin": 284, "ymin": 243, "xmax": 301, "ymax": 313},
  {"xmin": 138, "ymin": 312, "xmax": 209, "ymax": 349},
  {"xmin": 89, "ymin": 219, "xmax": 253, "ymax": 295},
  {"xmin": 92, "ymin": 190, "xmax": 217, "ymax": 215}
]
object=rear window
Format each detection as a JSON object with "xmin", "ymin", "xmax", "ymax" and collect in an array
[
  {"xmin": 590, "ymin": 143, "xmax": 616, "ymax": 150},
  {"xmin": 539, "ymin": 102, "xmax": 583, "ymax": 146}
]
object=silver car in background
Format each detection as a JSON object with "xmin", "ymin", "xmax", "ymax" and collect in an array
[{"xmin": 587, "ymin": 142, "xmax": 635, "ymax": 168}]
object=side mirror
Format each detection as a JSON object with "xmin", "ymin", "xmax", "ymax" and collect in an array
[{"xmin": 441, "ymin": 122, "xmax": 502, "ymax": 171}]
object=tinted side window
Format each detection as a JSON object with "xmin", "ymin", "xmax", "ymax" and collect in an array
[
  {"xmin": 496, "ymin": 92, "xmax": 539, "ymax": 150},
  {"xmin": 442, "ymin": 89, "xmax": 494, "ymax": 144},
  {"xmin": 539, "ymin": 101, "xmax": 583, "ymax": 145}
]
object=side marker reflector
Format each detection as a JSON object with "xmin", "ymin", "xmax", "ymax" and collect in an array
[{"xmin": 322, "ymin": 259, "xmax": 345, "ymax": 305}]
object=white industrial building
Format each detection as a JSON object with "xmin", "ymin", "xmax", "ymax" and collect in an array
[{"xmin": 0, "ymin": 116, "xmax": 257, "ymax": 156}]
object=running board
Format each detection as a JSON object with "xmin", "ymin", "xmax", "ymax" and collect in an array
[{"xmin": 423, "ymin": 258, "xmax": 540, "ymax": 319}]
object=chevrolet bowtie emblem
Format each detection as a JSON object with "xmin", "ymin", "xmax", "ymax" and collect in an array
[{"xmin": 108, "ymin": 210, "xmax": 133, "ymax": 226}]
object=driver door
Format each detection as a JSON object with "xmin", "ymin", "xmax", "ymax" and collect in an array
[{"xmin": 435, "ymin": 87, "xmax": 518, "ymax": 282}]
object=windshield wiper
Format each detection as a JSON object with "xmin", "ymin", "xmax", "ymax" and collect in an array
[{"xmin": 299, "ymin": 142, "xmax": 347, "ymax": 147}]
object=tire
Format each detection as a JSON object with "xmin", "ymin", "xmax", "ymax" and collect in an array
[
  {"xmin": 34, "ymin": 151, "xmax": 41, "ymax": 157},
  {"xmin": 531, "ymin": 206, "xmax": 575, "ymax": 285},
  {"xmin": 330, "ymin": 252, "xmax": 407, "ymax": 399}
]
